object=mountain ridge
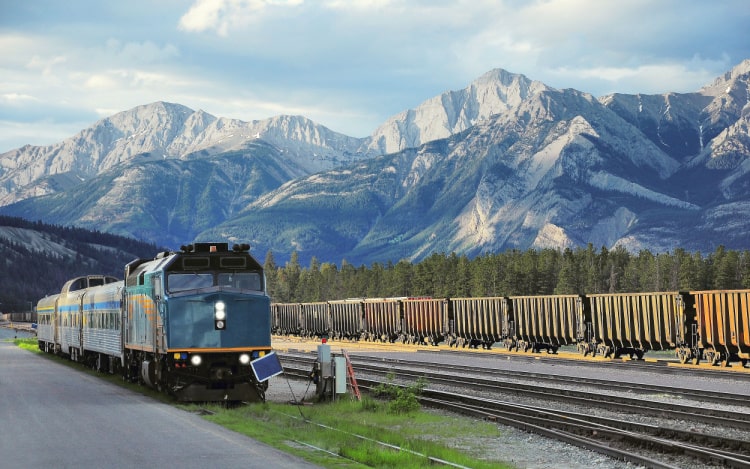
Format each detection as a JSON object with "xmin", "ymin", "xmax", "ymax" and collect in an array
[{"xmin": 1, "ymin": 61, "xmax": 749, "ymax": 265}]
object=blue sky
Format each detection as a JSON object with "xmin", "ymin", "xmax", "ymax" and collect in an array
[{"xmin": 1, "ymin": 0, "xmax": 749, "ymax": 153}]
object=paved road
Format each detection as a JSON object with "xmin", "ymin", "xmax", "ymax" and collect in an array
[{"xmin": 0, "ymin": 339, "xmax": 320, "ymax": 468}]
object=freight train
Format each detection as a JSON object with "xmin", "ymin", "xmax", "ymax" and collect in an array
[
  {"xmin": 272, "ymin": 290, "xmax": 750, "ymax": 368},
  {"xmin": 35, "ymin": 243, "xmax": 274, "ymax": 402}
]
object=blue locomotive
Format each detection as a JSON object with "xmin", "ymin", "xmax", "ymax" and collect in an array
[{"xmin": 37, "ymin": 243, "xmax": 273, "ymax": 402}]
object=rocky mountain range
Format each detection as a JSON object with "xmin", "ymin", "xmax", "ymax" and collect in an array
[{"xmin": 1, "ymin": 59, "xmax": 749, "ymax": 265}]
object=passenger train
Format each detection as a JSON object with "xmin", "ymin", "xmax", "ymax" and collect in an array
[
  {"xmin": 35, "ymin": 243, "xmax": 273, "ymax": 402},
  {"xmin": 272, "ymin": 290, "xmax": 750, "ymax": 368}
]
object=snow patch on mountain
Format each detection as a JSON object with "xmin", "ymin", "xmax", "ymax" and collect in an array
[{"xmin": 587, "ymin": 171, "xmax": 699, "ymax": 209}]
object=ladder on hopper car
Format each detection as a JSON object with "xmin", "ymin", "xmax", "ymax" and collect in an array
[{"xmin": 342, "ymin": 349, "xmax": 361, "ymax": 401}]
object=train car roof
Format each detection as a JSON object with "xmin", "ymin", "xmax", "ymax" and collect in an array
[{"xmin": 61, "ymin": 275, "xmax": 120, "ymax": 295}]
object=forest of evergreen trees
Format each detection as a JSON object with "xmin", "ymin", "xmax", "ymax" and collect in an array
[
  {"xmin": 264, "ymin": 244, "xmax": 750, "ymax": 303},
  {"xmin": 3, "ymin": 213, "xmax": 748, "ymax": 311}
]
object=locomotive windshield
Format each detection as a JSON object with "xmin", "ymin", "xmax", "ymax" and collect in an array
[{"xmin": 167, "ymin": 272, "xmax": 262, "ymax": 293}]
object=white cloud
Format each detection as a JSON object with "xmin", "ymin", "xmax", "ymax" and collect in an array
[
  {"xmin": 1, "ymin": 0, "xmax": 749, "ymax": 152},
  {"xmin": 1, "ymin": 93, "xmax": 39, "ymax": 104},
  {"xmin": 178, "ymin": 0, "xmax": 304, "ymax": 36}
]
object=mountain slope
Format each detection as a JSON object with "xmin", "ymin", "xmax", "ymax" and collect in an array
[{"xmin": 0, "ymin": 140, "xmax": 298, "ymax": 247}]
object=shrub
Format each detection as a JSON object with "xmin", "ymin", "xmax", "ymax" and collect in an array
[{"xmin": 373, "ymin": 373, "xmax": 428, "ymax": 414}]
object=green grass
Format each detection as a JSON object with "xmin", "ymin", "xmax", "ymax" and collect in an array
[
  {"xmin": 13, "ymin": 337, "xmax": 41, "ymax": 352},
  {"xmin": 188, "ymin": 396, "xmax": 511, "ymax": 468}
]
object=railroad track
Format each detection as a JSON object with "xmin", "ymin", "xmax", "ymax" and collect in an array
[
  {"xmin": 348, "ymin": 353, "xmax": 750, "ymax": 409},
  {"xmin": 279, "ymin": 351, "xmax": 750, "ymax": 468}
]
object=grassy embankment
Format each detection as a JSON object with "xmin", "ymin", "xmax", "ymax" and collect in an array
[{"xmin": 13, "ymin": 337, "xmax": 512, "ymax": 468}]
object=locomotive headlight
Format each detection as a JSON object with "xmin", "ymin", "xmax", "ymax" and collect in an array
[
  {"xmin": 214, "ymin": 301, "xmax": 227, "ymax": 330},
  {"xmin": 190, "ymin": 354, "xmax": 202, "ymax": 366},
  {"xmin": 215, "ymin": 301, "xmax": 226, "ymax": 320},
  {"xmin": 239, "ymin": 353, "xmax": 251, "ymax": 365}
]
